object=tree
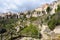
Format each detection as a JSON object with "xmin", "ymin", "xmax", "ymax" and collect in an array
[
  {"xmin": 46, "ymin": 6, "xmax": 51, "ymax": 20},
  {"xmin": 46, "ymin": 6, "xmax": 51, "ymax": 13}
]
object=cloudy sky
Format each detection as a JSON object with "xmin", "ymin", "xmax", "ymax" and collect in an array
[{"xmin": 0, "ymin": 0, "xmax": 56, "ymax": 13}]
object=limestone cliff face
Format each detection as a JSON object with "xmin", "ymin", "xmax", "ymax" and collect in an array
[{"xmin": 41, "ymin": 24, "xmax": 51, "ymax": 40}]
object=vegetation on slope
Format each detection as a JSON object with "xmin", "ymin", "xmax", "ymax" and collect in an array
[
  {"xmin": 20, "ymin": 24, "xmax": 39, "ymax": 38},
  {"xmin": 55, "ymin": 5, "xmax": 60, "ymax": 12},
  {"xmin": 48, "ymin": 12, "xmax": 60, "ymax": 30},
  {"xmin": 0, "ymin": 19, "xmax": 19, "ymax": 28}
]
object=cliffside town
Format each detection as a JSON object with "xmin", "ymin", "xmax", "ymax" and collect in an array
[
  {"xmin": 0, "ymin": 0, "xmax": 60, "ymax": 40},
  {"xmin": 0, "ymin": 0, "xmax": 59, "ymax": 19}
]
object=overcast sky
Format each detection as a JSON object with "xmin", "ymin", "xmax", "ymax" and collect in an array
[{"xmin": 0, "ymin": 0, "xmax": 56, "ymax": 13}]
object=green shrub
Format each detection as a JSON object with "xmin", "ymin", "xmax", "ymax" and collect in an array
[
  {"xmin": 48, "ymin": 19, "xmax": 57, "ymax": 30},
  {"xmin": 29, "ymin": 17, "xmax": 37, "ymax": 21}
]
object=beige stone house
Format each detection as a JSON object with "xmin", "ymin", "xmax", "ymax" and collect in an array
[{"xmin": 32, "ymin": 3, "xmax": 49, "ymax": 17}]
